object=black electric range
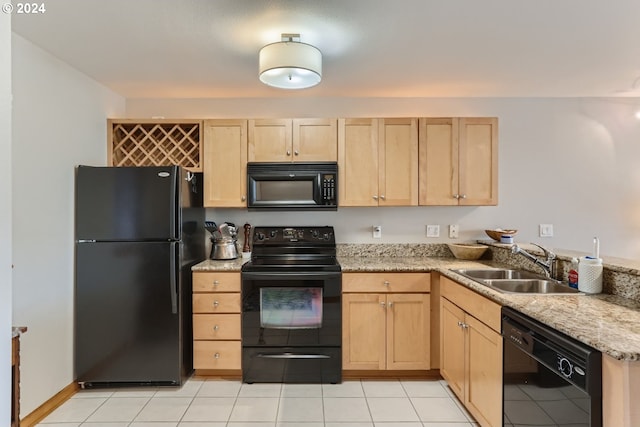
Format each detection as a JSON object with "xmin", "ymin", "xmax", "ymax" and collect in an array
[{"xmin": 240, "ymin": 226, "xmax": 342, "ymax": 384}]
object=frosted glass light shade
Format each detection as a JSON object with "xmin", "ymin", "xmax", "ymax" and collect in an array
[{"xmin": 259, "ymin": 41, "xmax": 322, "ymax": 89}]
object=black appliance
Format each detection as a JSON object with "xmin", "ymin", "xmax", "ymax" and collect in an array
[
  {"xmin": 241, "ymin": 226, "xmax": 342, "ymax": 383},
  {"xmin": 246, "ymin": 162, "xmax": 338, "ymax": 210},
  {"xmin": 502, "ymin": 307, "xmax": 602, "ymax": 427},
  {"xmin": 74, "ymin": 165, "xmax": 205, "ymax": 388}
]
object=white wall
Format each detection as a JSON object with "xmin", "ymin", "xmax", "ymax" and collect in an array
[
  {"xmin": 0, "ymin": 11, "xmax": 12, "ymax": 427},
  {"xmin": 11, "ymin": 34, "xmax": 125, "ymax": 415},
  {"xmin": 127, "ymin": 97, "xmax": 640, "ymax": 260}
]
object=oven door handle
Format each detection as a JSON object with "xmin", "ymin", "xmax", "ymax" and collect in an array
[
  {"xmin": 241, "ymin": 271, "xmax": 342, "ymax": 280},
  {"xmin": 256, "ymin": 352, "xmax": 331, "ymax": 359}
]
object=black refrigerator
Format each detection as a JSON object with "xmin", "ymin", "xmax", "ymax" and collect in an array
[{"xmin": 74, "ymin": 165, "xmax": 205, "ymax": 388}]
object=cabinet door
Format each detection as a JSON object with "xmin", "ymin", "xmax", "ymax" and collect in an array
[
  {"xmin": 458, "ymin": 117, "xmax": 498, "ymax": 206},
  {"xmin": 338, "ymin": 118, "xmax": 379, "ymax": 206},
  {"xmin": 466, "ymin": 314, "xmax": 503, "ymax": 427},
  {"xmin": 342, "ymin": 293, "xmax": 386, "ymax": 370},
  {"xmin": 378, "ymin": 118, "xmax": 418, "ymax": 206},
  {"xmin": 293, "ymin": 118, "xmax": 337, "ymax": 161},
  {"xmin": 418, "ymin": 118, "xmax": 459, "ymax": 205},
  {"xmin": 203, "ymin": 120, "xmax": 247, "ymax": 207},
  {"xmin": 386, "ymin": 293, "xmax": 430, "ymax": 370},
  {"xmin": 248, "ymin": 119, "xmax": 292, "ymax": 162},
  {"xmin": 440, "ymin": 298, "xmax": 466, "ymax": 401}
]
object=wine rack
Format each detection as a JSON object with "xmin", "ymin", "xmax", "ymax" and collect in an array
[{"xmin": 108, "ymin": 119, "xmax": 203, "ymax": 172}]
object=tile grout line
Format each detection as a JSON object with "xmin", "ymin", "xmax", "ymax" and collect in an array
[{"xmin": 172, "ymin": 378, "xmax": 204, "ymax": 425}]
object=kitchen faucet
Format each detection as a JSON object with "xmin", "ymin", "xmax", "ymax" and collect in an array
[{"xmin": 511, "ymin": 243, "xmax": 556, "ymax": 278}]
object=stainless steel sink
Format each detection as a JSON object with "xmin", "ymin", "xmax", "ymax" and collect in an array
[
  {"xmin": 453, "ymin": 268, "xmax": 542, "ymax": 280},
  {"xmin": 451, "ymin": 268, "xmax": 582, "ymax": 294},
  {"xmin": 483, "ymin": 279, "xmax": 580, "ymax": 294}
]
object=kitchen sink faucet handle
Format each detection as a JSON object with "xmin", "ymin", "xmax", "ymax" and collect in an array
[{"xmin": 531, "ymin": 243, "xmax": 556, "ymax": 260}]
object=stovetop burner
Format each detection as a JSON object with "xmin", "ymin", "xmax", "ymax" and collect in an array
[{"xmin": 242, "ymin": 226, "xmax": 340, "ymax": 272}]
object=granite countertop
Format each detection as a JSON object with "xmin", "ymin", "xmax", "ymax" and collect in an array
[
  {"xmin": 192, "ymin": 258, "xmax": 248, "ymax": 271},
  {"xmin": 192, "ymin": 255, "xmax": 640, "ymax": 361}
]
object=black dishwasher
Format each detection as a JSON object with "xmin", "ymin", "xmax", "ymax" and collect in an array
[{"xmin": 502, "ymin": 307, "xmax": 602, "ymax": 427}]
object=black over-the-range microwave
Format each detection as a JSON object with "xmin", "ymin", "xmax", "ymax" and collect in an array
[{"xmin": 246, "ymin": 162, "xmax": 338, "ymax": 210}]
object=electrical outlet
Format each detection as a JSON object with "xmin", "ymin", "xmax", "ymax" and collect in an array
[
  {"xmin": 449, "ymin": 224, "xmax": 459, "ymax": 239},
  {"xmin": 373, "ymin": 225, "xmax": 382, "ymax": 238},
  {"xmin": 426, "ymin": 225, "xmax": 440, "ymax": 238},
  {"xmin": 539, "ymin": 224, "xmax": 554, "ymax": 237}
]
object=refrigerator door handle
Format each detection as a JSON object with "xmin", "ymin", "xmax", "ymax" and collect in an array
[{"xmin": 170, "ymin": 245, "xmax": 178, "ymax": 314}]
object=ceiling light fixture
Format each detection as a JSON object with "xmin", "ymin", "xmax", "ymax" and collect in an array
[{"xmin": 259, "ymin": 33, "xmax": 322, "ymax": 89}]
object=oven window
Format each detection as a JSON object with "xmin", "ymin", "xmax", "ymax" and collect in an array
[
  {"xmin": 260, "ymin": 287, "xmax": 322, "ymax": 329},
  {"xmin": 255, "ymin": 180, "xmax": 314, "ymax": 202}
]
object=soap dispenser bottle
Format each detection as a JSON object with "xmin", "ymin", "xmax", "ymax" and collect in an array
[{"xmin": 568, "ymin": 257, "xmax": 579, "ymax": 289}]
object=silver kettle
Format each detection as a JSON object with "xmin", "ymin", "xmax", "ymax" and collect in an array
[
  {"xmin": 209, "ymin": 222, "xmax": 239, "ymax": 260},
  {"xmin": 211, "ymin": 238, "xmax": 238, "ymax": 260}
]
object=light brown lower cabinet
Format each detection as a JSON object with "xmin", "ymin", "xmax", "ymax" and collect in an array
[
  {"xmin": 342, "ymin": 273, "xmax": 430, "ymax": 370},
  {"xmin": 192, "ymin": 272, "xmax": 242, "ymax": 371},
  {"xmin": 440, "ymin": 276, "xmax": 502, "ymax": 427}
]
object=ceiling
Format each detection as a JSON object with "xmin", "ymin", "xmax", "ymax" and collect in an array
[{"xmin": 11, "ymin": 0, "xmax": 640, "ymax": 99}]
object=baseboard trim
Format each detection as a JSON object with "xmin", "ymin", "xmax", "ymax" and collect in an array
[
  {"xmin": 20, "ymin": 382, "xmax": 79, "ymax": 427},
  {"xmin": 343, "ymin": 369, "xmax": 441, "ymax": 380}
]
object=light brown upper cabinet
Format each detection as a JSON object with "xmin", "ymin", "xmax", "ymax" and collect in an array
[
  {"xmin": 419, "ymin": 117, "xmax": 498, "ymax": 206},
  {"xmin": 247, "ymin": 118, "xmax": 337, "ymax": 162},
  {"xmin": 338, "ymin": 118, "xmax": 418, "ymax": 206},
  {"xmin": 202, "ymin": 120, "xmax": 248, "ymax": 207}
]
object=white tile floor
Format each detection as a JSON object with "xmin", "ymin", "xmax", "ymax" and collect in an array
[{"xmin": 36, "ymin": 378, "xmax": 480, "ymax": 427}]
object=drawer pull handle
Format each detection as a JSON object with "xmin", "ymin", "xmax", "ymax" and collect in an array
[
  {"xmin": 380, "ymin": 301, "xmax": 386, "ymax": 308},
  {"xmin": 214, "ymin": 353, "xmax": 220, "ymax": 359},
  {"xmin": 383, "ymin": 281, "xmax": 390, "ymax": 286},
  {"xmin": 213, "ymin": 325, "xmax": 219, "ymax": 331},
  {"xmin": 388, "ymin": 301, "xmax": 394, "ymax": 308},
  {"xmin": 213, "ymin": 280, "xmax": 220, "ymax": 286},
  {"xmin": 213, "ymin": 301, "xmax": 219, "ymax": 307}
]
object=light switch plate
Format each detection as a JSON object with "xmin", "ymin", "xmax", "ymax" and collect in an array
[
  {"xmin": 426, "ymin": 225, "xmax": 440, "ymax": 238},
  {"xmin": 449, "ymin": 224, "xmax": 459, "ymax": 239},
  {"xmin": 539, "ymin": 224, "xmax": 554, "ymax": 237},
  {"xmin": 373, "ymin": 225, "xmax": 382, "ymax": 238}
]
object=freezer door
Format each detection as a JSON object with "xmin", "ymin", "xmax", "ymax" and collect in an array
[
  {"xmin": 75, "ymin": 166, "xmax": 180, "ymax": 241},
  {"xmin": 75, "ymin": 241, "xmax": 185, "ymax": 385}
]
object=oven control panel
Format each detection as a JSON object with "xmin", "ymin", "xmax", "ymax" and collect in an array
[{"xmin": 253, "ymin": 226, "xmax": 335, "ymax": 244}]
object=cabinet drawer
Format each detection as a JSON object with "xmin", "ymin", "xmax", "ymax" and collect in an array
[
  {"xmin": 343, "ymin": 273, "xmax": 430, "ymax": 293},
  {"xmin": 193, "ymin": 340, "xmax": 241, "ymax": 370},
  {"xmin": 193, "ymin": 293, "xmax": 241, "ymax": 313},
  {"xmin": 193, "ymin": 314, "xmax": 241, "ymax": 340},
  {"xmin": 193, "ymin": 272, "xmax": 241, "ymax": 292},
  {"xmin": 441, "ymin": 276, "xmax": 501, "ymax": 333}
]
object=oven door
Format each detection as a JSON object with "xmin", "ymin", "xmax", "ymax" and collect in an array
[{"xmin": 241, "ymin": 270, "xmax": 342, "ymax": 383}]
